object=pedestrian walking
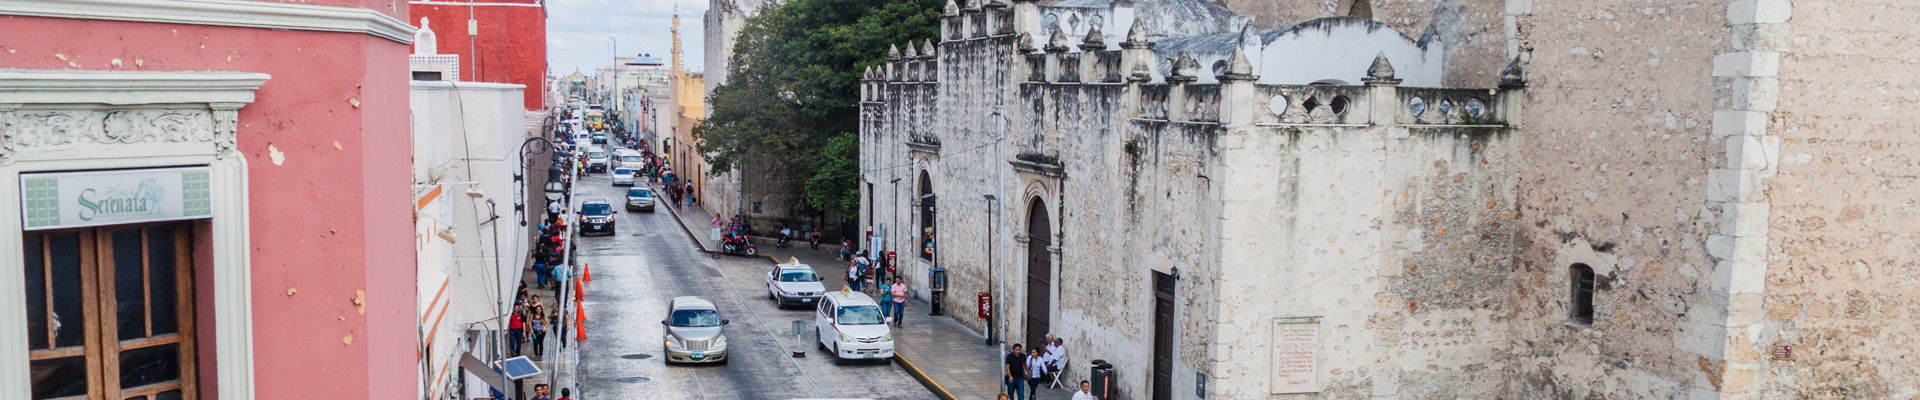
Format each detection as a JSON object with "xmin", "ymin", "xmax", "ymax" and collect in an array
[
  {"xmin": 846, "ymin": 261, "xmax": 863, "ymax": 292},
  {"xmin": 530, "ymin": 307, "xmax": 548, "ymax": 359},
  {"xmin": 507, "ymin": 305, "xmax": 525, "ymax": 356},
  {"xmin": 557, "ymin": 388, "xmax": 574, "ymax": 400},
  {"xmin": 531, "ymin": 384, "xmax": 552, "ymax": 400},
  {"xmin": 1072, "ymin": 381, "xmax": 1096, "ymax": 400},
  {"xmin": 890, "ymin": 277, "xmax": 908, "ymax": 326},
  {"xmin": 1004, "ymin": 344, "xmax": 1027, "ymax": 400},
  {"xmin": 878, "ymin": 279, "xmax": 894, "ymax": 322},
  {"xmin": 1027, "ymin": 348, "xmax": 1048, "ymax": 395}
]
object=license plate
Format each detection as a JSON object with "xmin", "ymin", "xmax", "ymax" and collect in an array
[
  {"xmin": 692, "ymin": 352, "xmax": 704, "ymax": 358},
  {"xmin": 802, "ymin": 298, "xmax": 812, "ymax": 302}
]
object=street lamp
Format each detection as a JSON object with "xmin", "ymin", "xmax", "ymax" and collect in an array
[{"xmin": 544, "ymin": 168, "xmax": 566, "ymax": 202}]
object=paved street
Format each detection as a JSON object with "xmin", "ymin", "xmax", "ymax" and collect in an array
[{"xmin": 567, "ymin": 165, "xmax": 936, "ymax": 400}]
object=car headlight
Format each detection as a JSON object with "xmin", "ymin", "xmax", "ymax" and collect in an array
[
  {"xmin": 665, "ymin": 336, "xmax": 680, "ymax": 348},
  {"xmin": 838, "ymin": 333, "xmax": 854, "ymax": 343},
  {"xmin": 880, "ymin": 333, "xmax": 893, "ymax": 342},
  {"xmin": 714, "ymin": 336, "xmax": 727, "ymax": 348}
]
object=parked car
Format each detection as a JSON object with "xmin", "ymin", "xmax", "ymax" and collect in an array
[
  {"xmin": 578, "ymin": 199, "xmax": 617, "ymax": 236},
  {"xmin": 612, "ymin": 168, "xmax": 635, "ymax": 186},
  {"xmin": 591, "ymin": 132, "xmax": 608, "ymax": 144},
  {"xmin": 815, "ymin": 291, "xmax": 893, "ymax": 365},
  {"xmin": 626, "ymin": 188, "xmax": 656, "ymax": 212},
  {"xmin": 662, "ymin": 296, "xmax": 730, "ymax": 364},
  {"xmin": 585, "ymin": 147, "xmax": 610, "ymax": 173},
  {"xmin": 766, "ymin": 262, "xmax": 826, "ymax": 307}
]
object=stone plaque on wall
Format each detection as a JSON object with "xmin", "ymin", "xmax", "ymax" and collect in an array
[{"xmin": 1270, "ymin": 317, "xmax": 1321, "ymax": 393}]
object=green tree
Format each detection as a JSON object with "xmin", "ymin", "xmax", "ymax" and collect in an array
[{"xmin": 696, "ymin": 0, "xmax": 940, "ymax": 215}]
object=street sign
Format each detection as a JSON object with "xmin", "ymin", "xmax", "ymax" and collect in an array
[{"xmin": 22, "ymin": 166, "xmax": 213, "ymax": 230}]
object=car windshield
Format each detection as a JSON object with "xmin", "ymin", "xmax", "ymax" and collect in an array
[
  {"xmin": 581, "ymin": 203, "xmax": 611, "ymax": 215},
  {"xmin": 628, "ymin": 189, "xmax": 653, "ymax": 198},
  {"xmin": 778, "ymin": 270, "xmax": 819, "ymax": 282},
  {"xmin": 587, "ymin": 116, "xmax": 604, "ymax": 122},
  {"xmin": 836, "ymin": 305, "xmax": 884, "ymax": 325},
  {"xmin": 587, "ymin": 151, "xmax": 606, "ymax": 159},
  {"xmin": 621, "ymin": 156, "xmax": 644, "ymax": 162},
  {"xmin": 614, "ymin": 169, "xmax": 632, "ymax": 175},
  {"xmin": 669, "ymin": 309, "xmax": 721, "ymax": 327}
]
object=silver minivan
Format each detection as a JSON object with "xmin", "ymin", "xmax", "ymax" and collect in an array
[{"xmin": 662, "ymin": 296, "xmax": 730, "ymax": 364}]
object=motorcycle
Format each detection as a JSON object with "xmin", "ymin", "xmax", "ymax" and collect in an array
[{"xmin": 721, "ymin": 234, "xmax": 757, "ymax": 257}]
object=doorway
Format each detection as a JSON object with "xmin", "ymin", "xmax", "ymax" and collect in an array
[
  {"xmin": 1024, "ymin": 198, "xmax": 1053, "ymax": 349},
  {"xmin": 1151, "ymin": 272, "xmax": 1175, "ymax": 400}
]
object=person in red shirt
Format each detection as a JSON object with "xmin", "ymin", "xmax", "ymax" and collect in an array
[{"xmin": 507, "ymin": 304, "xmax": 525, "ymax": 356}]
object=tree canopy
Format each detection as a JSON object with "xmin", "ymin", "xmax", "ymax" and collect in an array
[{"xmin": 695, "ymin": 0, "xmax": 941, "ymax": 216}]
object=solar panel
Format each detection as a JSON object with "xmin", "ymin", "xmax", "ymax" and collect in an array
[{"xmin": 498, "ymin": 356, "xmax": 543, "ymax": 380}]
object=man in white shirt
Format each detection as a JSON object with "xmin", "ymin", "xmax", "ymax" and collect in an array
[
  {"xmin": 1072, "ymin": 380, "xmax": 1096, "ymax": 400},
  {"xmin": 1045, "ymin": 337, "xmax": 1068, "ymax": 373}
]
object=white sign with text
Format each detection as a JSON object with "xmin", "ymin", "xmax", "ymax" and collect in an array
[
  {"xmin": 22, "ymin": 167, "xmax": 212, "ymax": 230},
  {"xmin": 1270, "ymin": 318, "xmax": 1322, "ymax": 393}
]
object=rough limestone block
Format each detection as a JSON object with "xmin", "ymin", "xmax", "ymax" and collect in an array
[
  {"xmin": 1727, "ymin": 0, "xmax": 1791, "ymax": 25},
  {"xmin": 1730, "ymin": 77, "xmax": 1780, "ymax": 112},
  {"xmin": 1711, "ymin": 110, "xmax": 1768, "ymax": 138},
  {"xmin": 1717, "ymin": 201, "xmax": 1770, "ymax": 237},
  {"xmin": 1706, "ymin": 234, "xmax": 1768, "ymax": 262},
  {"xmin": 1726, "ymin": 259, "xmax": 1768, "ymax": 295},
  {"xmin": 1724, "ymin": 135, "xmax": 1780, "ymax": 171},
  {"xmin": 1674, "ymin": 318, "xmax": 1728, "ymax": 359},
  {"xmin": 1712, "ymin": 51, "xmax": 1781, "ymax": 78},
  {"xmin": 1707, "ymin": 169, "xmax": 1767, "ymax": 203}
]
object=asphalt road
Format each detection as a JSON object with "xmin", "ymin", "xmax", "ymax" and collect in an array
[{"xmin": 569, "ymin": 165, "xmax": 936, "ymax": 400}]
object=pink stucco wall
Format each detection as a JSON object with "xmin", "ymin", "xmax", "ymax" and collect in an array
[{"xmin": 0, "ymin": 9, "xmax": 417, "ymax": 399}]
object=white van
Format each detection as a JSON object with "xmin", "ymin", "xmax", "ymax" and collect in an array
[
  {"xmin": 585, "ymin": 146, "xmax": 610, "ymax": 173},
  {"xmin": 814, "ymin": 291, "xmax": 893, "ymax": 364},
  {"xmin": 614, "ymin": 148, "xmax": 646, "ymax": 171}
]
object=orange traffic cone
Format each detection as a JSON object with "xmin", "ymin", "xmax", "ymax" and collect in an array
[
  {"xmin": 575, "ymin": 303, "xmax": 588, "ymax": 341},
  {"xmin": 573, "ymin": 277, "xmax": 584, "ymax": 303},
  {"xmin": 583, "ymin": 263, "xmax": 592, "ymax": 282}
]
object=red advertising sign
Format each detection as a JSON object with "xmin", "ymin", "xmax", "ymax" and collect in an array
[
  {"xmin": 978, "ymin": 292, "xmax": 992, "ymax": 319},
  {"xmin": 886, "ymin": 251, "xmax": 898, "ymax": 273}
]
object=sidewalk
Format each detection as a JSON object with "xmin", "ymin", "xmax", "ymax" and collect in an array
[{"xmin": 654, "ymin": 182, "xmax": 1074, "ymax": 400}]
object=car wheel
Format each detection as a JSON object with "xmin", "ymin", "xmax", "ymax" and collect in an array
[
  {"xmin": 718, "ymin": 356, "xmax": 729, "ymax": 365},
  {"xmin": 832, "ymin": 344, "xmax": 846, "ymax": 366}
]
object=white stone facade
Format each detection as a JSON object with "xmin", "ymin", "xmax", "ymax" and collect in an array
[{"xmin": 858, "ymin": 0, "xmax": 1524, "ymax": 398}]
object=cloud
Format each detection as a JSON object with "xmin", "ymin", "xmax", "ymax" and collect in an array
[{"xmin": 546, "ymin": 0, "xmax": 709, "ymax": 76}]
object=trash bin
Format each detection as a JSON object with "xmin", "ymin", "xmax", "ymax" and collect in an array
[{"xmin": 1090, "ymin": 359, "xmax": 1115, "ymax": 400}]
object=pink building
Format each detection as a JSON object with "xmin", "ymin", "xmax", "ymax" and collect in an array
[{"xmin": 0, "ymin": 1, "xmax": 417, "ymax": 399}]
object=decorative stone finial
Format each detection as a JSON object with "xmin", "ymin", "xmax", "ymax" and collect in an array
[
  {"xmin": 1363, "ymin": 52, "xmax": 1397, "ymax": 83},
  {"xmin": 943, "ymin": 0, "xmax": 960, "ymax": 15},
  {"xmin": 1123, "ymin": 17, "xmax": 1150, "ymax": 47},
  {"xmin": 1128, "ymin": 57, "xmax": 1153, "ymax": 82},
  {"xmin": 888, "ymin": 44, "xmax": 902, "ymax": 59},
  {"xmin": 1017, "ymin": 33, "xmax": 1036, "ymax": 52},
  {"xmin": 1499, "ymin": 56, "xmax": 1526, "ymax": 88},
  {"xmin": 964, "ymin": 0, "xmax": 980, "ymax": 10},
  {"xmin": 904, "ymin": 42, "xmax": 919, "ymax": 58},
  {"xmin": 1169, "ymin": 52, "xmax": 1199, "ymax": 83},
  {"xmin": 1080, "ymin": 21, "xmax": 1105, "ymax": 51},
  {"xmin": 923, "ymin": 40, "xmax": 937, "ymax": 59},
  {"xmin": 1045, "ymin": 25, "xmax": 1070, "ymax": 53},
  {"xmin": 1222, "ymin": 48, "xmax": 1255, "ymax": 80}
]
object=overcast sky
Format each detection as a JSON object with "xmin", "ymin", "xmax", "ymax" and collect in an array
[{"xmin": 546, "ymin": 0, "xmax": 707, "ymax": 76}]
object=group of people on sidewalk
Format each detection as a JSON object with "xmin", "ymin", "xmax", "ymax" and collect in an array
[{"xmin": 1003, "ymin": 336, "xmax": 1081, "ymax": 400}]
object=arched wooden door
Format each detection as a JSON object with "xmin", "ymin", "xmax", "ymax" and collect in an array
[{"xmin": 1025, "ymin": 198, "xmax": 1052, "ymax": 349}]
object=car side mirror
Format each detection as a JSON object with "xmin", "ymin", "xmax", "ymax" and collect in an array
[
  {"xmin": 660, "ymin": 320, "xmax": 668, "ymax": 325},
  {"xmin": 721, "ymin": 319, "xmax": 731, "ymax": 325}
]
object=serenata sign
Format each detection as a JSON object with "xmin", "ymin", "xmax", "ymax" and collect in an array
[{"xmin": 22, "ymin": 167, "xmax": 213, "ymax": 230}]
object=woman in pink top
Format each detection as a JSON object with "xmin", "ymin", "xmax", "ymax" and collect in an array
[{"xmin": 890, "ymin": 277, "xmax": 908, "ymax": 327}]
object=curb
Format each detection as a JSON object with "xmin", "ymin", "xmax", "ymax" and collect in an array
[{"xmin": 894, "ymin": 353, "xmax": 960, "ymax": 400}]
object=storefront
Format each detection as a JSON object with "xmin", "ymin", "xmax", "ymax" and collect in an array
[{"xmin": 1, "ymin": 70, "xmax": 261, "ymax": 399}]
